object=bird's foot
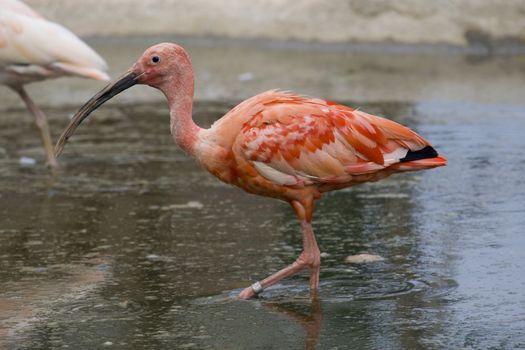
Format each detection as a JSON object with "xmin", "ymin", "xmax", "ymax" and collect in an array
[
  {"xmin": 238, "ymin": 287, "xmax": 256, "ymax": 300},
  {"xmin": 238, "ymin": 281, "xmax": 263, "ymax": 299}
]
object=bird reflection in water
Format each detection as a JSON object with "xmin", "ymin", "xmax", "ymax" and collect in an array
[{"xmin": 263, "ymin": 293, "xmax": 323, "ymax": 350}]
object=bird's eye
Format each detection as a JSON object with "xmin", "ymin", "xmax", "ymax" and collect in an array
[{"xmin": 151, "ymin": 55, "xmax": 161, "ymax": 64}]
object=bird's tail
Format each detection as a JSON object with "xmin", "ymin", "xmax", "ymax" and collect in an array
[{"xmin": 392, "ymin": 146, "xmax": 447, "ymax": 171}]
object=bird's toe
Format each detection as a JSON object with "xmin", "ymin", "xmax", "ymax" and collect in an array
[{"xmin": 238, "ymin": 287, "xmax": 256, "ymax": 300}]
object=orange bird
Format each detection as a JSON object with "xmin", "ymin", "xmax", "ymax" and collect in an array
[{"xmin": 54, "ymin": 43, "xmax": 446, "ymax": 299}]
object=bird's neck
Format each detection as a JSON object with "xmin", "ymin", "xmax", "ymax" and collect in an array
[{"xmin": 163, "ymin": 73, "xmax": 202, "ymax": 156}]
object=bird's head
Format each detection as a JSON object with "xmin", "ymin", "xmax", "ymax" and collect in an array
[
  {"xmin": 54, "ymin": 43, "xmax": 192, "ymax": 157},
  {"xmin": 133, "ymin": 43, "xmax": 192, "ymax": 89}
]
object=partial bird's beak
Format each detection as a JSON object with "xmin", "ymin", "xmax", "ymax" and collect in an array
[{"xmin": 54, "ymin": 70, "xmax": 140, "ymax": 158}]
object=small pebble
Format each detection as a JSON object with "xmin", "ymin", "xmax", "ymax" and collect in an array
[
  {"xmin": 19, "ymin": 266, "xmax": 47, "ymax": 273},
  {"xmin": 19, "ymin": 156, "xmax": 36, "ymax": 166},
  {"xmin": 186, "ymin": 201, "xmax": 203, "ymax": 209},
  {"xmin": 344, "ymin": 254, "xmax": 384, "ymax": 264},
  {"xmin": 357, "ymin": 193, "xmax": 409, "ymax": 199},
  {"xmin": 238, "ymin": 72, "xmax": 254, "ymax": 81},
  {"xmin": 162, "ymin": 201, "xmax": 203, "ymax": 210}
]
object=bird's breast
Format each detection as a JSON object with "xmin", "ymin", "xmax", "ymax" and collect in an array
[{"xmin": 193, "ymin": 136, "xmax": 237, "ymax": 184}]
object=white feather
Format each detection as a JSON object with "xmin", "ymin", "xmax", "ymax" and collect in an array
[
  {"xmin": 383, "ymin": 147, "xmax": 409, "ymax": 165},
  {"xmin": 0, "ymin": 5, "xmax": 108, "ymax": 81},
  {"xmin": 252, "ymin": 161, "xmax": 299, "ymax": 186},
  {"xmin": 0, "ymin": 0, "xmax": 40, "ymax": 18}
]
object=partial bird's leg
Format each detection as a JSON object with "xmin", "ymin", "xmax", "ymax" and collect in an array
[
  {"xmin": 12, "ymin": 86, "xmax": 58, "ymax": 168},
  {"xmin": 263, "ymin": 292, "xmax": 322, "ymax": 350},
  {"xmin": 238, "ymin": 199, "xmax": 321, "ymax": 299}
]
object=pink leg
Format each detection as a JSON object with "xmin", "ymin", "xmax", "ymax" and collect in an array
[
  {"xmin": 12, "ymin": 86, "xmax": 58, "ymax": 168},
  {"xmin": 239, "ymin": 200, "xmax": 321, "ymax": 299}
]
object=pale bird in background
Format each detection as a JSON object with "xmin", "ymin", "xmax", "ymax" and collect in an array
[
  {"xmin": 54, "ymin": 43, "xmax": 447, "ymax": 299},
  {"xmin": 0, "ymin": 0, "xmax": 109, "ymax": 167}
]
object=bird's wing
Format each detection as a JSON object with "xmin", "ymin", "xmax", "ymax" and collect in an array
[
  {"xmin": 0, "ymin": 0, "xmax": 42, "ymax": 19},
  {"xmin": 236, "ymin": 92, "xmax": 433, "ymax": 186},
  {"xmin": 0, "ymin": 8, "xmax": 108, "ymax": 80}
]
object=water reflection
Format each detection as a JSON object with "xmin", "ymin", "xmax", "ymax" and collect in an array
[
  {"xmin": 263, "ymin": 295, "xmax": 323, "ymax": 350},
  {"xmin": 0, "ymin": 258, "xmax": 109, "ymax": 349}
]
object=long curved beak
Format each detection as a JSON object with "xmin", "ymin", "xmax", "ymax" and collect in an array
[{"xmin": 54, "ymin": 71, "xmax": 140, "ymax": 158}]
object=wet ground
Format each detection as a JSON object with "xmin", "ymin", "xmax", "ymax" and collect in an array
[{"xmin": 1, "ymin": 38, "xmax": 525, "ymax": 349}]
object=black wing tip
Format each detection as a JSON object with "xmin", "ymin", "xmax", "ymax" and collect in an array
[{"xmin": 400, "ymin": 146, "xmax": 439, "ymax": 162}]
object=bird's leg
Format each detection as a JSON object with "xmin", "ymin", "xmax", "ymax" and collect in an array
[
  {"xmin": 238, "ymin": 200, "xmax": 321, "ymax": 299},
  {"xmin": 262, "ymin": 292, "xmax": 322, "ymax": 350},
  {"xmin": 12, "ymin": 86, "xmax": 58, "ymax": 168}
]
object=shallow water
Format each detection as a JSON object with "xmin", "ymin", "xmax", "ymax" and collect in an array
[{"xmin": 1, "ymin": 40, "xmax": 525, "ymax": 349}]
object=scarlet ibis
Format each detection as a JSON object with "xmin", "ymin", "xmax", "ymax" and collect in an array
[
  {"xmin": 54, "ymin": 43, "xmax": 446, "ymax": 299},
  {"xmin": 0, "ymin": 0, "xmax": 109, "ymax": 167}
]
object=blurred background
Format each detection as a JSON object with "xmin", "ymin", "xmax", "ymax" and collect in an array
[
  {"xmin": 3, "ymin": 0, "xmax": 525, "ymax": 107},
  {"xmin": 23, "ymin": 0, "xmax": 525, "ymax": 46},
  {"xmin": 1, "ymin": 1, "xmax": 525, "ymax": 349}
]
